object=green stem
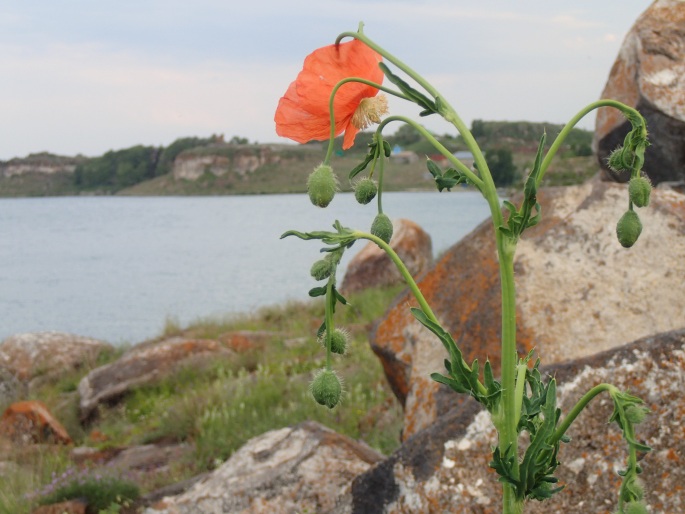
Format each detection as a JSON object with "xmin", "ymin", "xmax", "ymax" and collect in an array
[
  {"xmin": 550, "ymin": 383, "xmax": 617, "ymax": 444},
  {"xmin": 376, "ymin": 141, "xmax": 385, "ymax": 214},
  {"xmin": 338, "ymin": 29, "xmax": 495, "ymax": 198},
  {"xmin": 324, "ymin": 276, "xmax": 336, "ymax": 370},
  {"xmin": 376, "ymin": 115, "xmax": 483, "ymax": 189},
  {"xmin": 536, "ymin": 99, "xmax": 647, "ymax": 188}
]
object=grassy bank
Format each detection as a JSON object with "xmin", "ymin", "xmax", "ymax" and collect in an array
[{"xmin": 0, "ymin": 285, "xmax": 405, "ymax": 513}]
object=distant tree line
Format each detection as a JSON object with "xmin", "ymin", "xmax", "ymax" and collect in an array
[{"xmin": 73, "ymin": 135, "xmax": 238, "ymax": 192}]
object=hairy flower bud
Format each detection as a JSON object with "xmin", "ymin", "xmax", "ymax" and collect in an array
[
  {"xmin": 607, "ymin": 147, "xmax": 626, "ymax": 172},
  {"xmin": 322, "ymin": 328, "xmax": 349, "ymax": 355},
  {"xmin": 624, "ymin": 405, "xmax": 648, "ymax": 424},
  {"xmin": 371, "ymin": 213, "xmax": 393, "ymax": 244},
  {"xmin": 354, "ymin": 177, "xmax": 378, "ymax": 205},
  {"xmin": 310, "ymin": 258, "xmax": 333, "ymax": 281},
  {"xmin": 307, "ymin": 164, "xmax": 338, "ymax": 208},
  {"xmin": 616, "ymin": 210, "xmax": 642, "ymax": 248},
  {"xmin": 629, "ymin": 176, "xmax": 652, "ymax": 208},
  {"xmin": 310, "ymin": 369, "xmax": 342, "ymax": 409}
]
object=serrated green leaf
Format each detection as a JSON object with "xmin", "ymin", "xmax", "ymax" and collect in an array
[
  {"xmin": 349, "ymin": 153, "xmax": 375, "ymax": 180},
  {"xmin": 425, "ymin": 158, "xmax": 443, "ymax": 179}
]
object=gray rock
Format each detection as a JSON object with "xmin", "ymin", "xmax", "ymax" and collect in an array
[
  {"xmin": 78, "ymin": 337, "xmax": 232, "ymax": 420},
  {"xmin": 337, "ymin": 329, "xmax": 685, "ymax": 513},
  {"xmin": 371, "ymin": 179, "xmax": 685, "ymax": 440},
  {"xmin": 145, "ymin": 421, "xmax": 384, "ymax": 514},
  {"xmin": 594, "ymin": 0, "xmax": 685, "ymax": 184},
  {"xmin": 0, "ymin": 332, "xmax": 112, "ymax": 385}
]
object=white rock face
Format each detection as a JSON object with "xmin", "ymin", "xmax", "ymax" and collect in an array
[{"xmin": 145, "ymin": 421, "xmax": 383, "ymax": 514}]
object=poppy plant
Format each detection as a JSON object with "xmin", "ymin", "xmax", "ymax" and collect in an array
[{"xmin": 275, "ymin": 39, "xmax": 387, "ymax": 150}]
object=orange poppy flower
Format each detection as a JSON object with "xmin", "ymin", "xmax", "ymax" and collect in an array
[{"xmin": 275, "ymin": 39, "xmax": 387, "ymax": 150}]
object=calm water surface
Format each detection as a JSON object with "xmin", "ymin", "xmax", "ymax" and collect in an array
[{"xmin": 0, "ymin": 192, "xmax": 491, "ymax": 344}]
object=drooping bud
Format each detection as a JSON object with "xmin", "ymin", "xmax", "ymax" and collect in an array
[
  {"xmin": 354, "ymin": 177, "xmax": 378, "ymax": 205},
  {"xmin": 616, "ymin": 210, "xmax": 643, "ymax": 248},
  {"xmin": 624, "ymin": 405, "xmax": 648, "ymax": 424},
  {"xmin": 628, "ymin": 176, "xmax": 652, "ymax": 208},
  {"xmin": 321, "ymin": 328, "xmax": 349, "ymax": 355},
  {"xmin": 307, "ymin": 164, "xmax": 338, "ymax": 208},
  {"xmin": 310, "ymin": 258, "xmax": 333, "ymax": 281},
  {"xmin": 310, "ymin": 369, "xmax": 342, "ymax": 409},
  {"xmin": 371, "ymin": 213, "xmax": 393, "ymax": 244},
  {"xmin": 607, "ymin": 147, "xmax": 627, "ymax": 172}
]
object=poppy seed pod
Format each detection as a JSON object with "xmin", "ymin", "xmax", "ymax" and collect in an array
[
  {"xmin": 616, "ymin": 210, "xmax": 642, "ymax": 248},
  {"xmin": 310, "ymin": 258, "xmax": 333, "ymax": 281},
  {"xmin": 628, "ymin": 176, "xmax": 651, "ymax": 208},
  {"xmin": 371, "ymin": 213, "xmax": 393, "ymax": 244},
  {"xmin": 354, "ymin": 177, "xmax": 378, "ymax": 205},
  {"xmin": 310, "ymin": 369, "xmax": 342, "ymax": 409},
  {"xmin": 307, "ymin": 164, "xmax": 337, "ymax": 208}
]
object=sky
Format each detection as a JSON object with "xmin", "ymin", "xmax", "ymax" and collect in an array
[{"xmin": 0, "ymin": 1, "xmax": 652, "ymax": 161}]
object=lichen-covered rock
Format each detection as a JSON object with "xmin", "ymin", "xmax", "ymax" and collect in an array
[
  {"xmin": 0, "ymin": 366, "xmax": 24, "ymax": 407},
  {"xmin": 78, "ymin": 337, "xmax": 232, "ymax": 420},
  {"xmin": 594, "ymin": 0, "xmax": 685, "ymax": 185},
  {"xmin": 336, "ymin": 329, "xmax": 685, "ymax": 513},
  {"xmin": 0, "ymin": 400, "xmax": 72, "ymax": 445},
  {"xmin": 341, "ymin": 218, "xmax": 432, "ymax": 294},
  {"xmin": 145, "ymin": 421, "xmax": 384, "ymax": 514},
  {"xmin": 372, "ymin": 180, "xmax": 685, "ymax": 440},
  {"xmin": 0, "ymin": 332, "xmax": 112, "ymax": 384}
]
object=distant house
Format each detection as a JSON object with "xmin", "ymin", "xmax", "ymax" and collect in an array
[
  {"xmin": 453, "ymin": 151, "xmax": 475, "ymax": 169},
  {"xmin": 390, "ymin": 150, "xmax": 420, "ymax": 164}
]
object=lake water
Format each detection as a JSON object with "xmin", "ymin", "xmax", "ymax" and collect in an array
[{"xmin": 0, "ymin": 192, "xmax": 492, "ymax": 344}]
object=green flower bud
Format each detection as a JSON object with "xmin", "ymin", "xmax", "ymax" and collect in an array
[
  {"xmin": 629, "ymin": 176, "xmax": 651, "ymax": 208},
  {"xmin": 371, "ymin": 213, "xmax": 393, "ymax": 244},
  {"xmin": 607, "ymin": 147, "xmax": 627, "ymax": 172},
  {"xmin": 320, "ymin": 328, "xmax": 349, "ymax": 355},
  {"xmin": 307, "ymin": 164, "xmax": 338, "ymax": 208},
  {"xmin": 354, "ymin": 178, "xmax": 378, "ymax": 205},
  {"xmin": 310, "ymin": 369, "xmax": 342, "ymax": 409},
  {"xmin": 624, "ymin": 405, "xmax": 648, "ymax": 424},
  {"xmin": 616, "ymin": 210, "xmax": 642, "ymax": 248},
  {"xmin": 310, "ymin": 258, "xmax": 333, "ymax": 281},
  {"xmin": 624, "ymin": 501, "xmax": 649, "ymax": 514}
]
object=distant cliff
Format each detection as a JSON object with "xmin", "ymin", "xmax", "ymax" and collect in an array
[{"xmin": 0, "ymin": 153, "xmax": 85, "ymax": 178}]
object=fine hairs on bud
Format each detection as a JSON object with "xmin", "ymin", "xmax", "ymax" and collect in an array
[
  {"xmin": 371, "ymin": 213, "xmax": 393, "ymax": 244},
  {"xmin": 616, "ymin": 210, "xmax": 643, "ymax": 248},
  {"xmin": 307, "ymin": 164, "xmax": 338, "ymax": 208},
  {"xmin": 310, "ymin": 257, "xmax": 333, "ymax": 281},
  {"xmin": 623, "ymin": 501, "xmax": 649, "ymax": 514},
  {"xmin": 628, "ymin": 176, "xmax": 652, "ymax": 208},
  {"xmin": 310, "ymin": 369, "xmax": 343, "ymax": 409},
  {"xmin": 319, "ymin": 328, "xmax": 350, "ymax": 355},
  {"xmin": 354, "ymin": 177, "xmax": 378, "ymax": 205}
]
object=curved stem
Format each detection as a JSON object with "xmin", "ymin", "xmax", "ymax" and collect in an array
[
  {"xmin": 376, "ymin": 142, "xmax": 385, "ymax": 214},
  {"xmin": 377, "ymin": 115, "xmax": 484, "ymax": 189},
  {"xmin": 324, "ymin": 277, "xmax": 336, "ymax": 370},
  {"xmin": 536, "ymin": 99, "xmax": 647, "ymax": 188},
  {"xmin": 324, "ymin": 77, "xmax": 409, "ymax": 164},
  {"xmin": 550, "ymin": 383, "xmax": 617, "ymax": 444}
]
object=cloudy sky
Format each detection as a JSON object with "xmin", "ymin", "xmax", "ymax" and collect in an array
[{"xmin": 0, "ymin": 1, "xmax": 651, "ymax": 160}]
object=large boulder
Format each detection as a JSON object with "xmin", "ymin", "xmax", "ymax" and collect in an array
[
  {"xmin": 0, "ymin": 332, "xmax": 112, "ymax": 385},
  {"xmin": 341, "ymin": 218, "xmax": 433, "ymax": 294},
  {"xmin": 145, "ymin": 421, "xmax": 384, "ymax": 514},
  {"xmin": 336, "ymin": 329, "xmax": 685, "ymax": 513},
  {"xmin": 594, "ymin": 0, "xmax": 685, "ymax": 185},
  {"xmin": 372, "ymin": 180, "xmax": 685, "ymax": 439},
  {"xmin": 78, "ymin": 337, "xmax": 232, "ymax": 420}
]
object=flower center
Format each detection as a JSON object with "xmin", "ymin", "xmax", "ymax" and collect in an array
[{"xmin": 351, "ymin": 94, "xmax": 389, "ymax": 130}]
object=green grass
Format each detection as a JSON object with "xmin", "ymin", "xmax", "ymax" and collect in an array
[{"xmin": 1, "ymin": 285, "xmax": 405, "ymax": 512}]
